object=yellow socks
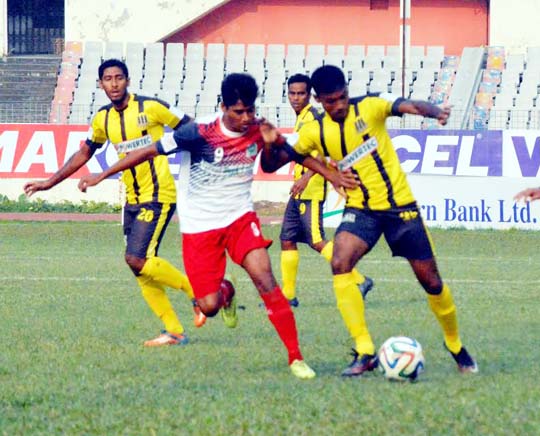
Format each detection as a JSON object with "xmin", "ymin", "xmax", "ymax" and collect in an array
[
  {"xmin": 140, "ymin": 256, "xmax": 194, "ymax": 300},
  {"xmin": 280, "ymin": 250, "xmax": 299, "ymax": 300},
  {"xmin": 333, "ymin": 272, "xmax": 375, "ymax": 355},
  {"xmin": 427, "ymin": 283, "xmax": 462, "ymax": 354},
  {"xmin": 136, "ymin": 276, "xmax": 184, "ymax": 334},
  {"xmin": 321, "ymin": 241, "xmax": 367, "ymax": 285}
]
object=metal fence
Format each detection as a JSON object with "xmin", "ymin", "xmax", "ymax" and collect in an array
[{"xmin": 0, "ymin": 102, "xmax": 538, "ymax": 130}]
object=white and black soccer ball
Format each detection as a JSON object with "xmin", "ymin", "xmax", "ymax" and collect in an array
[{"xmin": 378, "ymin": 336, "xmax": 425, "ymax": 382}]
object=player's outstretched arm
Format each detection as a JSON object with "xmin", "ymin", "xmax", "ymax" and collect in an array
[
  {"xmin": 259, "ymin": 120, "xmax": 295, "ymax": 172},
  {"xmin": 78, "ymin": 144, "xmax": 159, "ymax": 192},
  {"xmin": 301, "ymin": 156, "xmax": 359, "ymax": 197},
  {"xmin": 24, "ymin": 144, "xmax": 95, "ymax": 196},
  {"xmin": 514, "ymin": 187, "xmax": 540, "ymax": 203},
  {"xmin": 398, "ymin": 100, "xmax": 451, "ymax": 125}
]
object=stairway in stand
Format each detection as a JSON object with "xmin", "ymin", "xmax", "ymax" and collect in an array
[{"xmin": 0, "ymin": 55, "xmax": 61, "ymax": 123}]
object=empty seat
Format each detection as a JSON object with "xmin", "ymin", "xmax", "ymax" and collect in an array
[
  {"xmin": 104, "ymin": 41, "xmax": 124, "ymax": 60},
  {"xmin": 226, "ymin": 44, "xmax": 245, "ymax": 73},
  {"xmin": 285, "ymin": 44, "xmax": 305, "ymax": 73}
]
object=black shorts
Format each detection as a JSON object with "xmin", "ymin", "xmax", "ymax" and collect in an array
[
  {"xmin": 123, "ymin": 202, "xmax": 176, "ymax": 259},
  {"xmin": 336, "ymin": 205, "xmax": 434, "ymax": 260},
  {"xmin": 279, "ymin": 197, "xmax": 326, "ymax": 246}
]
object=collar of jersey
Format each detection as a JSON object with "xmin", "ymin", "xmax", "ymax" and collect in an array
[{"xmin": 219, "ymin": 115, "xmax": 248, "ymax": 138}]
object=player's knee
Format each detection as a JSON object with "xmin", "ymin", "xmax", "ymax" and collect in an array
[
  {"xmin": 310, "ymin": 241, "xmax": 326, "ymax": 253},
  {"xmin": 125, "ymin": 254, "xmax": 145, "ymax": 275},
  {"xmin": 422, "ymin": 278, "xmax": 443, "ymax": 295},
  {"xmin": 198, "ymin": 300, "xmax": 220, "ymax": 317}
]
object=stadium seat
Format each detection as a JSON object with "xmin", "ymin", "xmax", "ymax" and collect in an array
[
  {"xmin": 104, "ymin": 41, "xmax": 124, "ymax": 60},
  {"xmin": 285, "ymin": 44, "xmax": 305, "ymax": 74},
  {"xmin": 226, "ymin": 43, "xmax": 245, "ymax": 73}
]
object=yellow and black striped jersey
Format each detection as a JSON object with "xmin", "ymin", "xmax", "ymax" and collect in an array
[
  {"xmin": 292, "ymin": 104, "xmax": 327, "ymax": 201},
  {"xmin": 293, "ymin": 94, "xmax": 415, "ymax": 210},
  {"xmin": 86, "ymin": 93, "xmax": 181, "ymax": 204}
]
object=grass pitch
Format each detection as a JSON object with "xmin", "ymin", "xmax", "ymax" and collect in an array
[{"xmin": 1, "ymin": 221, "xmax": 539, "ymax": 435}]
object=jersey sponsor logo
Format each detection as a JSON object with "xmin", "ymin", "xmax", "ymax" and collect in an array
[
  {"xmin": 354, "ymin": 117, "xmax": 367, "ymax": 133},
  {"xmin": 116, "ymin": 134, "xmax": 153, "ymax": 154},
  {"xmin": 337, "ymin": 137, "xmax": 378, "ymax": 171},
  {"xmin": 137, "ymin": 114, "xmax": 149, "ymax": 130},
  {"xmin": 399, "ymin": 210, "xmax": 419, "ymax": 221},
  {"xmin": 246, "ymin": 143, "xmax": 258, "ymax": 158},
  {"xmin": 342, "ymin": 212, "xmax": 356, "ymax": 223},
  {"xmin": 251, "ymin": 221, "xmax": 261, "ymax": 236}
]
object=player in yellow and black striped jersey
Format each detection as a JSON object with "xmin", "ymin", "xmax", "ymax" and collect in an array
[
  {"xmin": 262, "ymin": 65, "xmax": 477, "ymax": 376},
  {"xmin": 279, "ymin": 74, "xmax": 373, "ymax": 308},
  {"xmin": 24, "ymin": 59, "xmax": 206, "ymax": 346}
]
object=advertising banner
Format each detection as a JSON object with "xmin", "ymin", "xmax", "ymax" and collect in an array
[{"xmin": 1, "ymin": 124, "xmax": 539, "ymax": 229}]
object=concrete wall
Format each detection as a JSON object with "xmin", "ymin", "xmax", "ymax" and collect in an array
[
  {"xmin": 166, "ymin": 0, "xmax": 488, "ymax": 56},
  {"xmin": 64, "ymin": 0, "xmax": 231, "ymax": 44},
  {"xmin": 489, "ymin": 0, "xmax": 540, "ymax": 53}
]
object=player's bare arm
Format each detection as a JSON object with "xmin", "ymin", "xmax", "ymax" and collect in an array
[
  {"xmin": 301, "ymin": 156, "xmax": 358, "ymax": 196},
  {"xmin": 78, "ymin": 143, "xmax": 160, "ymax": 192},
  {"xmin": 514, "ymin": 187, "xmax": 540, "ymax": 202},
  {"xmin": 259, "ymin": 120, "xmax": 294, "ymax": 172},
  {"xmin": 24, "ymin": 143, "xmax": 95, "ymax": 196},
  {"xmin": 398, "ymin": 100, "xmax": 451, "ymax": 125}
]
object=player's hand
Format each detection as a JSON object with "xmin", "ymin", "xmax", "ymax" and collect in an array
[
  {"xmin": 514, "ymin": 187, "xmax": 540, "ymax": 203},
  {"xmin": 23, "ymin": 180, "xmax": 51, "ymax": 197},
  {"xmin": 78, "ymin": 174, "xmax": 103, "ymax": 192},
  {"xmin": 259, "ymin": 118, "xmax": 285, "ymax": 146},
  {"xmin": 290, "ymin": 176, "xmax": 309, "ymax": 197},
  {"xmin": 328, "ymin": 168, "xmax": 360, "ymax": 199},
  {"xmin": 437, "ymin": 106, "xmax": 451, "ymax": 125}
]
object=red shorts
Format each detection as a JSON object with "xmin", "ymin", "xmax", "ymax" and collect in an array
[{"xmin": 182, "ymin": 211, "xmax": 272, "ymax": 298}]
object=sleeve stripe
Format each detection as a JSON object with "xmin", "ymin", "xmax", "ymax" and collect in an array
[{"xmin": 391, "ymin": 97, "xmax": 406, "ymax": 116}]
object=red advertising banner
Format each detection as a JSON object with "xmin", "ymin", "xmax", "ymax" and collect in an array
[{"xmin": 0, "ymin": 124, "xmax": 295, "ymax": 181}]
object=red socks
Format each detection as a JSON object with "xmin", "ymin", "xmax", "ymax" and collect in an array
[{"xmin": 261, "ymin": 287, "xmax": 303, "ymax": 364}]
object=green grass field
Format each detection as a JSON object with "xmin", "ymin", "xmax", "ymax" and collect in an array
[{"xmin": 1, "ymin": 221, "xmax": 539, "ymax": 435}]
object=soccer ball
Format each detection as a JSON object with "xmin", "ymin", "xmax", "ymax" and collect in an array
[{"xmin": 377, "ymin": 336, "xmax": 425, "ymax": 382}]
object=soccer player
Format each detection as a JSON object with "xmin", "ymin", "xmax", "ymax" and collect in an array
[
  {"xmin": 514, "ymin": 187, "xmax": 540, "ymax": 202},
  {"xmin": 280, "ymin": 73, "xmax": 373, "ymax": 307},
  {"xmin": 261, "ymin": 65, "xmax": 478, "ymax": 376},
  {"xmin": 77, "ymin": 73, "xmax": 357, "ymax": 379},
  {"xmin": 24, "ymin": 58, "xmax": 206, "ymax": 347}
]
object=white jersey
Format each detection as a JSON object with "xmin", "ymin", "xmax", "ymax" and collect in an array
[{"xmin": 157, "ymin": 115, "xmax": 265, "ymax": 233}]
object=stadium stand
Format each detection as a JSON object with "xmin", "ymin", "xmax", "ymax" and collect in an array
[
  {"xmin": 0, "ymin": 56, "xmax": 61, "ymax": 123},
  {"xmin": 16, "ymin": 40, "xmax": 537, "ymax": 130}
]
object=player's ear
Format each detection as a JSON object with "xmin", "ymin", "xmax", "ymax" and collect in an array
[
  {"xmin": 314, "ymin": 94, "xmax": 321, "ymax": 103},
  {"xmin": 98, "ymin": 80, "xmax": 104, "ymax": 90},
  {"xmin": 126, "ymin": 77, "xmax": 131, "ymax": 87},
  {"xmin": 220, "ymin": 102, "xmax": 226, "ymax": 112}
]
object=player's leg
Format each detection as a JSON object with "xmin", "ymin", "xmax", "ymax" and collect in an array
[
  {"xmin": 229, "ymin": 212, "xmax": 315, "ymax": 379},
  {"xmin": 386, "ymin": 210, "xmax": 477, "ymax": 373},
  {"xmin": 279, "ymin": 198, "xmax": 301, "ymax": 305},
  {"xmin": 332, "ymin": 209, "xmax": 381, "ymax": 376},
  {"xmin": 126, "ymin": 202, "xmax": 205, "ymax": 328},
  {"xmin": 304, "ymin": 200, "xmax": 374, "ymax": 299},
  {"xmin": 182, "ymin": 230, "xmax": 231, "ymax": 321},
  {"xmin": 123, "ymin": 203, "xmax": 189, "ymax": 343}
]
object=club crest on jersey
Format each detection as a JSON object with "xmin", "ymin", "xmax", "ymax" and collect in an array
[
  {"xmin": 137, "ymin": 114, "xmax": 149, "ymax": 130},
  {"xmin": 354, "ymin": 117, "xmax": 367, "ymax": 133},
  {"xmin": 246, "ymin": 143, "xmax": 258, "ymax": 158}
]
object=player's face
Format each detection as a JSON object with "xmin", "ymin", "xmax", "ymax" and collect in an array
[
  {"xmin": 316, "ymin": 87, "xmax": 350, "ymax": 123},
  {"xmin": 221, "ymin": 100, "xmax": 256, "ymax": 133},
  {"xmin": 99, "ymin": 66, "xmax": 130, "ymax": 108},
  {"xmin": 287, "ymin": 82, "xmax": 310, "ymax": 114}
]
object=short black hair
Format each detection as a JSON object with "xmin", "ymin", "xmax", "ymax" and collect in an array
[
  {"xmin": 221, "ymin": 73, "xmax": 259, "ymax": 107},
  {"xmin": 98, "ymin": 59, "xmax": 129, "ymax": 80},
  {"xmin": 287, "ymin": 73, "xmax": 312, "ymax": 93},
  {"xmin": 310, "ymin": 65, "xmax": 346, "ymax": 96}
]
